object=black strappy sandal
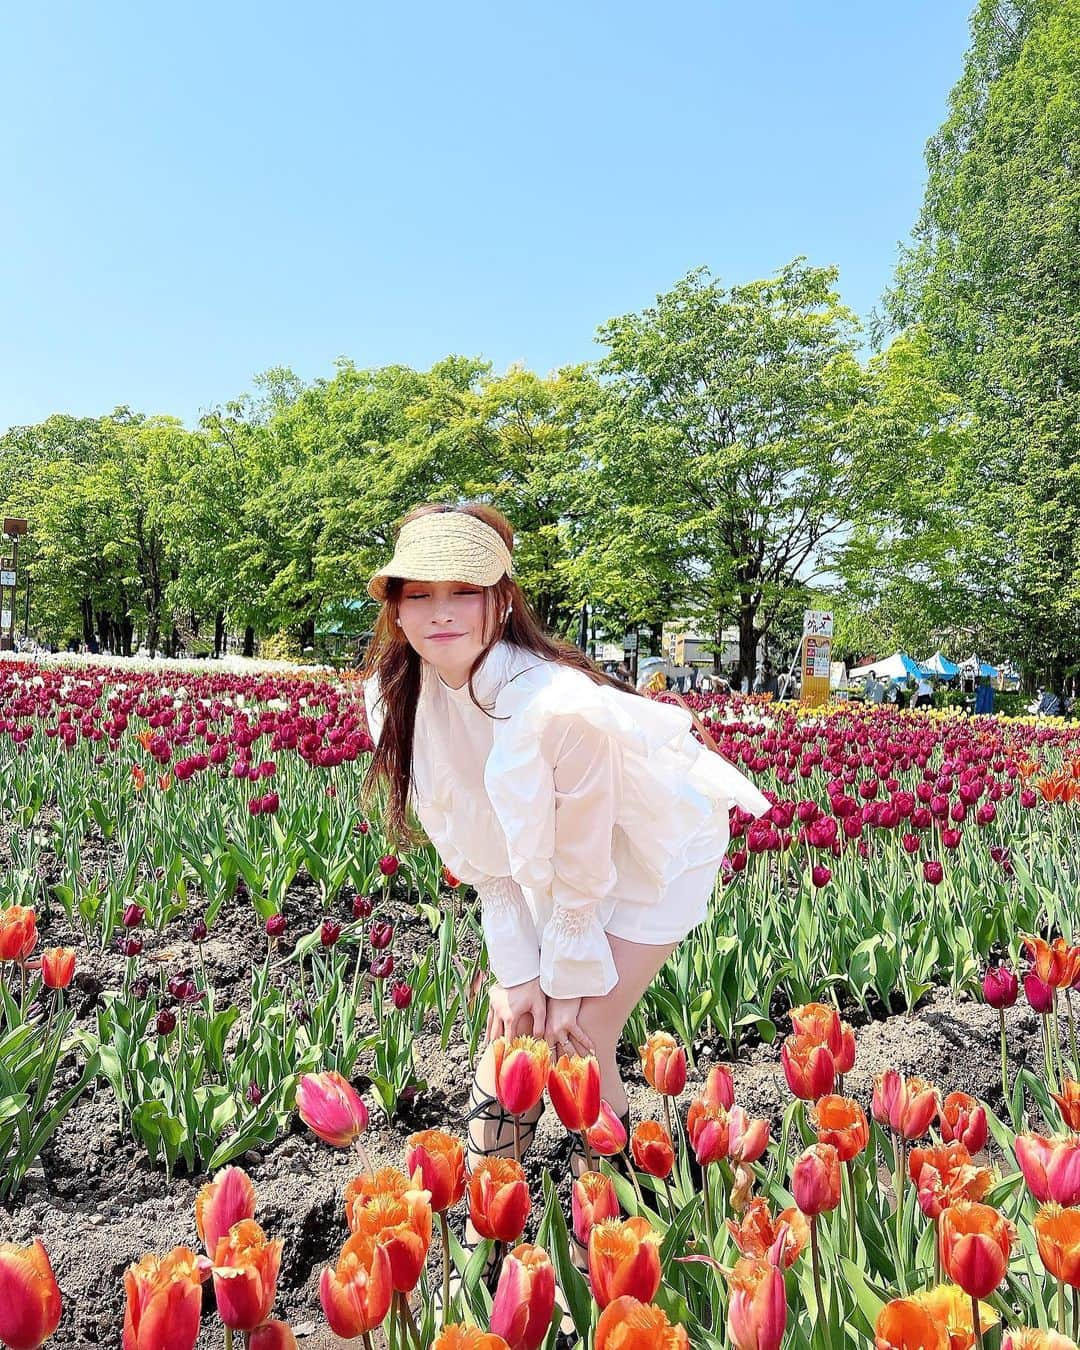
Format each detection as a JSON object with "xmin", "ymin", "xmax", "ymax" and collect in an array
[{"xmin": 567, "ymin": 1108, "xmax": 633, "ymax": 1182}]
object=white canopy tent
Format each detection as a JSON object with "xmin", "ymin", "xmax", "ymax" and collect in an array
[{"xmin": 848, "ymin": 652, "xmax": 929, "ymax": 683}]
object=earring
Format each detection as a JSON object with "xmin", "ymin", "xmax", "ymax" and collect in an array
[{"xmin": 395, "ymin": 618, "xmax": 402, "ymax": 626}]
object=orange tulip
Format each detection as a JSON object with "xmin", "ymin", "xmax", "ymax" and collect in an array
[
  {"xmin": 248, "ymin": 1321, "xmax": 300, "ymax": 1350},
  {"xmin": 405, "ymin": 1130, "xmax": 466, "ymax": 1213},
  {"xmin": 211, "ymin": 1219, "xmax": 282, "ymax": 1331},
  {"xmin": 194, "ymin": 1166, "xmax": 257, "ymax": 1257},
  {"xmin": 871, "ymin": 1070, "xmax": 939, "ymax": 1140},
  {"xmin": 432, "ymin": 1328, "xmax": 511, "ymax": 1350},
  {"xmin": 572, "ymin": 1170, "xmax": 620, "ymax": 1246},
  {"xmin": 344, "ymin": 1166, "xmax": 412, "ymax": 1230},
  {"xmin": 0, "ymin": 1239, "xmax": 62, "ymax": 1350},
  {"xmin": 639, "ymin": 1032, "xmax": 687, "ymax": 1097},
  {"xmin": 726, "ymin": 1198, "xmax": 809, "ymax": 1267},
  {"xmin": 157, "ymin": 772, "xmax": 173, "ymax": 791},
  {"xmin": 790, "ymin": 1002, "xmax": 843, "ymax": 1058},
  {"xmin": 910, "ymin": 1285, "xmax": 999, "ymax": 1349},
  {"xmin": 874, "ymin": 1297, "xmax": 948, "ymax": 1350},
  {"xmin": 811, "ymin": 1095, "xmax": 869, "ymax": 1162},
  {"xmin": 725, "ymin": 1255, "xmax": 787, "ymax": 1350},
  {"xmin": 703, "ymin": 1064, "xmax": 735, "ymax": 1109},
  {"xmin": 631, "ymin": 1121, "xmax": 675, "ymax": 1179},
  {"xmin": 595, "ymin": 1296, "xmax": 690, "ymax": 1349},
  {"xmin": 908, "ymin": 1142, "xmax": 993, "ymax": 1220},
  {"xmin": 1053, "ymin": 1081, "xmax": 1080, "ymax": 1131},
  {"xmin": 1021, "ymin": 934, "xmax": 1080, "ymax": 989},
  {"xmin": 686, "ymin": 1098, "xmax": 729, "ymax": 1165},
  {"xmin": 1015, "ymin": 1133, "xmax": 1080, "ymax": 1206},
  {"xmin": 791, "ymin": 1143, "xmax": 841, "ymax": 1216},
  {"xmin": 39, "ymin": 947, "xmax": 75, "ymax": 990},
  {"xmin": 547, "ymin": 1053, "xmax": 602, "ymax": 1131},
  {"xmin": 350, "ymin": 1188, "xmax": 432, "ymax": 1292},
  {"xmin": 123, "ymin": 1246, "xmax": 209, "ymax": 1350},
  {"xmin": 780, "ymin": 1033, "xmax": 836, "ymax": 1100},
  {"xmin": 0, "ymin": 907, "xmax": 37, "ymax": 963},
  {"xmin": 1003, "ymin": 1331, "xmax": 1080, "ymax": 1350},
  {"xmin": 1034, "ymin": 1204, "xmax": 1080, "ymax": 1287},
  {"xmin": 835, "ymin": 1020, "xmax": 857, "ymax": 1074},
  {"xmin": 468, "ymin": 1157, "xmax": 531, "ymax": 1243},
  {"xmin": 319, "ymin": 1231, "xmax": 393, "ymax": 1338},
  {"xmin": 493, "ymin": 1036, "xmax": 551, "ymax": 1115},
  {"xmin": 586, "ymin": 1099, "xmax": 629, "ymax": 1157},
  {"xmin": 296, "ymin": 1070, "xmax": 368, "ymax": 1147},
  {"xmin": 938, "ymin": 1092, "xmax": 988, "ymax": 1155},
  {"xmin": 939, "ymin": 1200, "xmax": 1014, "ymax": 1298},
  {"xmin": 728, "ymin": 1106, "xmax": 770, "ymax": 1164},
  {"xmin": 489, "ymin": 1243, "xmax": 556, "ymax": 1350},
  {"xmin": 131, "ymin": 763, "xmax": 146, "ymax": 790},
  {"xmin": 587, "ymin": 1217, "xmax": 662, "ymax": 1309}
]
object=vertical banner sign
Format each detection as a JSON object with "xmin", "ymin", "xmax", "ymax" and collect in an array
[{"xmin": 801, "ymin": 610, "xmax": 834, "ymax": 707}]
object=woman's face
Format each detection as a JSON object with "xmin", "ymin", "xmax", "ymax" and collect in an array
[{"xmin": 396, "ymin": 579, "xmax": 495, "ymax": 688}]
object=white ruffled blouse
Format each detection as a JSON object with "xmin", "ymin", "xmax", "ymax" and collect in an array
[{"xmin": 363, "ymin": 641, "xmax": 769, "ymax": 999}]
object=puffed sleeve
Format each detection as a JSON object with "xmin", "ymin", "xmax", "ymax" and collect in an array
[
  {"xmin": 475, "ymin": 876, "xmax": 541, "ymax": 988},
  {"xmin": 537, "ymin": 715, "xmax": 622, "ymax": 999}
]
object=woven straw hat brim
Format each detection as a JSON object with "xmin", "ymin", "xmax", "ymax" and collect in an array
[{"xmin": 367, "ymin": 513, "xmax": 513, "ymax": 602}]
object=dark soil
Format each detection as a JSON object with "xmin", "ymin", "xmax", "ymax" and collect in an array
[{"xmin": 0, "ymin": 841, "xmax": 1050, "ymax": 1348}]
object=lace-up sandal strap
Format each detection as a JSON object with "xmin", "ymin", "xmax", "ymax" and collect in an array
[{"xmin": 465, "ymin": 1082, "xmax": 543, "ymax": 1157}]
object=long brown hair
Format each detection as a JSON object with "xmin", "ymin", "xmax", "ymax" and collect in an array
[{"xmin": 359, "ymin": 501, "xmax": 645, "ymax": 847}]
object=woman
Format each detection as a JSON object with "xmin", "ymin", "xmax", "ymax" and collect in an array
[{"xmin": 359, "ymin": 502, "xmax": 769, "ymax": 1250}]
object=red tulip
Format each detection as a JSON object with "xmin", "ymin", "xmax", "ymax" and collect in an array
[
  {"xmin": 938, "ymin": 1092, "xmax": 987, "ymax": 1154},
  {"xmin": 939, "ymin": 1200, "xmax": 1013, "ymax": 1298},
  {"xmin": 0, "ymin": 906, "xmax": 37, "ymax": 963},
  {"xmin": 489, "ymin": 1243, "xmax": 556, "ymax": 1350},
  {"xmin": 781, "ymin": 1033, "xmax": 836, "ymax": 1100},
  {"xmin": 349, "ymin": 1188, "xmax": 433, "ymax": 1293},
  {"xmin": 1015, "ymin": 1133, "xmax": 1080, "ymax": 1206},
  {"xmin": 1025, "ymin": 972, "xmax": 1055, "ymax": 1013},
  {"xmin": 686, "ymin": 1098, "xmax": 729, "ymax": 1166},
  {"xmin": 123, "ymin": 1246, "xmax": 209, "ymax": 1350},
  {"xmin": 404, "ymin": 1129, "xmax": 466, "ymax": 1213},
  {"xmin": 195, "ymin": 1166, "xmax": 257, "ymax": 1257},
  {"xmin": 0, "ymin": 1239, "xmax": 63, "ymax": 1350},
  {"xmin": 39, "ymin": 947, "xmax": 75, "ymax": 990},
  {"xmin": 639, "ymin": 1032, "xmax": 687, "ymax": 1096},
  {"xmin": 493, "ymin": 1036, "xmax": 551, "ymax": 1116},
  {"xmin": 703, "ymin": 1064, "xmax": 735, "ymax": 1110},
  {"xmin": 547, "ymin": 1053, "xmax": 602, "ymax": 1132},
  {"xmin": 468, "ymin": 1158, "xmax": 531, "ymax": 1243},
  {"xmin": 586, "ymin": 1099, "xmax": 629, "ymax": 1157},
  {"xmin": 725, "ymin": 1256, "xmax": 787, "ymax": 1350},
  {"xmin": 630, "ymin": 1121, "xmax": 675, "ymax": 1179},
  {"xmin": 211, "ymin": 1220, "xmax": 282, "ymax": 1331},
  {"xmin": 791, "ymin": 1143, "xmax": 841, "ymax": 1216},
  {"xmin": 296, "ymin": 1070, "xmax": 369, "ymax": 1146},
  {"xmin": 871, "ymin": 1070, "xmax": 939, "ymax": 1140},
  {"xmin": 727, "ymin": 1106, "xmax": 770, "ymax": 1164},
  {"xmin": 248, "ymin": 1321, "xmax": 299, "ymax": 1350}
]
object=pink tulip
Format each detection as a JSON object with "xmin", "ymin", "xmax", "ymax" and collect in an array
[
  {"xmin": 727, "ymin": 1106, "xmax": 770, "ymax": 1164},
  {"xmin": 489, "ymin": 1244, "xmax": 556, "ymax": 1350},
  {"xmin": 585, "ymin": 1100, "xmax": 628, "ymax": 1157},
  {"xmin": 296, "ymin": 1071, "xmax": 369, "ymax": 1146},
  {"xmin": 1015, "ymin": 1133, "xmax": 1080, "ymax": 1206},
  {"xmin": 195, "ymin": 1166, "xmax": 257, "ymax": 1257}
]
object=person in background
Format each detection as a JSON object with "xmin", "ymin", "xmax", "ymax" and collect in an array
[
  {"xmin": 762, "ymin": 661, "xmax": 780, "ymax": 699},
  {"xmin": 915, "ymin": 673, "xmax": 934, "ymax": 709},
  {"xmin": 863, "ymin": 669, "xmax": 885, "ymax": 705},
  {"xmin": 1033, "ymin": 685, "xmax": 1062, "ymax": 717},
  {"xmin": 974, "ymin": 676, "xmax": 995, "ymax": 716}
]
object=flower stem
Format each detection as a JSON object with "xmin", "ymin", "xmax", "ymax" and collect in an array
[
  {"xmin": 1061, "ymin": 1277, "xmax": 1068, "ymax": 1335},
  {"xmin": 663, "ymin": 1095, "xmax": 675, "ymax": 1146},
  {"xmin": 1067, "ymin": 991, "xmax": 1079, "ymax": 1080},
  {"xmin": 999, "ymin": 1007, "xmax": 1009, "ymax": 1107},
  {"xmin": 701, "ymin": 1163, "xmax": 716, "ymax": 1253},
  {"xmin": 892, "ymin": 1134, "xmax": 906, "ymax": 1273},
  {"xmin": 844, "ymin": 1159, "xmax": 856, "ymax": 1261},
  {"xmin": 439, "ymin": 1211, "xmax": 451, "ymax": 1330},
  {"xmin": 623, "ymin": 1151, "xmax": 647, "ymax": 1213},
  {"xmin": 971, "ymin": 1294, "xmax": 986, "ymax": 1350},
  {"xmin": 810, "ymin": 1213, "xmax": 826, "ymax": 1329},
  {"xmin": 224, "ymin": 1329, "xmax": 233, "ymax": 1350},
  {"xmin": 513, "ymin": 1114, "xmax": 521, "ymax": 1166}
]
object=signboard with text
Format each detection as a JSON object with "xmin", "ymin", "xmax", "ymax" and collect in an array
[
  {"xmin": 801, "ymin": 610, "xmax": 834, "ymax": 707},
  {"xmin": 0, "ymin": 570, "xmax": 15, "ymax": 588}
]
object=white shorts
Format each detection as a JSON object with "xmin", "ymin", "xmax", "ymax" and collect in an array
[{"xmin": 603, "ymin": 851, "xmax": 722, "ymax": 946}]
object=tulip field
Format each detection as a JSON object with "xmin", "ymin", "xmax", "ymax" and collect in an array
[{"xmin": 3, "ymin": 660, "xmax": 1080, "ymax": 1349}]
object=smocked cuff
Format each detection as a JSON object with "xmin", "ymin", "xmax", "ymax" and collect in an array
[
  {"xmin": 477, "ymin": 876, "xmax": 540, "ymax": 988},
  {"xmin": 539, "ymin": 904, "xmax": 618, "ymax": 999}
]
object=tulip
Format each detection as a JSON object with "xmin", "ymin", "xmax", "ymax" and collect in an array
[
  {"xmin": 639, "ymin": 1032, "xmax": 687, "ymax": 1097},
  {"xmin": 703, "ymin": 1064, "xmax": 735, "ymax": 1110},
  {"xmin": 631, "ymin": 1121, "xmax": 675, "ymax": 1179},
  {"xmin": 432, "ymin": 1328, "xmax": 511, "ymax": 1350},
  {"xmin": 0, "ymin": 1239, "xmax": 62, "ymax": 1350},
  {"xmin": 1052, "ymin": 1081, "xmax": 1080, "ymax": 1131},
  {"xmin": 586, "ymin": 1099, "xmax": 629, "ymax": 1157},
  {"xmin": 296, "ymin": 1070, "xmax": 369, "ymax": 1147},
  {"xmin": 835, "ymin": 1021, "xmax": 857, "ymax": 1074},
  {"xmin": 319, "ymin": 1231, "xmax": 393, "ymax": 1338},
  {"xmin": 390, "ymin": 980, "xmax": 413, "ymax": 1009},
  {"xmin": 265, "ymin": 914, "xmax": 286, "ymax": 938},
  {"xmin": 874, "ymin": 1298, "xmax": 948, "ymax": 1350},
  {"xmin": 378, "ymin": 854, "xmax": 399, "ymax": 876},
  {"xmin": 320, "ymin": 919, "xmax": 342, "ymax": 947},
  {"xmin": 369, "ymin": 921, "xmax": 394, "ymax": 949},
  {"xmin": 195, "ymin": 1166, "xmax": 257, "ymax": 1256},
  {"xmin": 344, "ymin": 1167, "xmax": 412, "ymax": 1230},
  {"xmin": 404, "ymin": 1130, "xmax": 465, "ymax": 1213},
  {"xmin": 907, "ymin": 1141, "xmax": 993, "ymax": 1220},
  {"xmin": 790, "ymin": 1002, "xmax": 843, "ymax": 1057},
  {"xmin": 910, "ymin": 1285, "xmax": 999, "ymax": 1349},
  {"xmin": 780, "ymin": 1033, "xmax": 836, "ymax": 1100},
  {"xmin": 1016, "ymin": 1133, "xmax": 1080, "ymax": 1206},
  {"xmin": 871, "ymin": 1070, "xmax": 939, "ymax": 1140},
  {"xmin": 353, "ymin": 894, "xmax": 374, "ymax": 919},
  {"xmin": 686, "ymin": 1098, "xmax": 729, "ymax": 1166},
  {"xmin": 1022, "ymin": 935, "xmax": 1080, "ymax": 989},
  {"xmin": 725, "ymin": 1256, "xmax": 787, "ymax": 1350},
  {"xmin": 923, "ymin": 860, "xmax": 944, "ymax": 885},
  {"xmin": 1034, "ymin": 1204, "xmax": 1080, "ymax": 1287},
  {"xmin": 791, "ymin": 1143, "xmax": 841, "ymax": 1216},
  {"xmin": 350, "ymin": 1188, "xmax": 432, "ymax": 1292},
  {"xmin": 727, "ymin": 1106, "xmax": 771, "ymax": 1164},
  {"xmin": 938, "ymin": 1092, "xmax": 988, "ymax": 1154},
  {"xmin": 492, "ymin": 1036, "xmax": 551, "ymax": 1116},
  {"xmin": 155, "ymin": 1008, "xmax": 177, "ymax": 1036},
  {"xmin": 588, "ymin": 1217, "xmax": 662, "ymax": 1309},
  {"xmin": 489, "ymin": 1243, "xmax": 556, "ymax": 1350},
  {"xmin": 726, "ymin": 1198, "xmax": 809, "ymax": 1267},
  {"xmin": 39, "ymin": 947, "xmax": 75, "ymax": 990},
  {"xmin": 123, "ymin": 902, "xmax": 145, "ymax": 928},
  {"xmin": 983, "ymin": 965, "xmax": 1019, "ymax": 1008},
  {"xmin": 0, "ymin": 906, "xmax": 37, "ymax": 963},
  {"xmin": 123, "ymin": 1246, "xmax": 208, "ymax": 1350},
  {"xmin": 939, "ymin": 1200, "xmax": 1013, "ymax": 1298},
  {"xmin": 248, "ymin": 1322, "xmax": 299, "ymax": 1350},
  {"xmin": 547, "ymin": 1053, "xmax": 602, "ymax": 1132},
  {"xmin": 572, "ymin": 1170, "xmax": 620, "ymax": 1246},
  {"xmin": 211, "ymin": 1219, "xmax": 282, "ymax": 1331},
  {"xmin": 370, "ymin": 952, "xmax": 394, "ymax": 979},
  {"xmin": 1003, "ymin": 1332, "xmax": 1080, "ymax": 1350},
  {"xmin": 595, "ymin": 1296, "xmax": 690, "ymax": 1349},
  {"xmin": 468, "ymin": 1157, "xmax": 531, "ymax": 1243},
  {"xmin": 811, "ymin": 1095, "xmax": 868, "ymax": 1162}
]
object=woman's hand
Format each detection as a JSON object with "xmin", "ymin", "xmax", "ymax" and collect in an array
[
  {"xmin": 485, "ymin": 977, "xmax": 547, "ymax": 1045},
  {"xmin": 544, "ymin": 996, "xmax": 596, "ymax": 1060}
]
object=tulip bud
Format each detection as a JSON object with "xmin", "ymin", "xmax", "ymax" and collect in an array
[
  {"xmin": 586, "ymin": 1099, "xmax": 629, "ymax": 1157},
  {"xmin": 1015, "ymin": 1133, "xmax": 1080, "ymax": 1206},
  {"xmin": 0, "ymin": 1238, "xmax": 62, "ymax": 1350},
  {"xmin": 378, "ymin": 855, "xmax": 399, "ymax": 876},
  {"xmin": 320, "ymin": 919, "xmax": 342, "ymax": 948},
  {"xmin": 40, "ymin": 947, "xmax": 75, "ymax": 990},
  {"xmin": 639, "ymin": 1032, "xmax": 687, "ymax": 1097},
  {"xmin": 547, "ymin": 1054, "xmax": 602, "ymax": 1133},
  {"xmin": 781, "ymin": 1034, "xmax": 836, "ymax": 1101},
  {"xmin": 572, "ymin": 1170, "xmax": 620, "ymax": 1246},
  {"xmin": 123, "ymin": 1246, "xmax": 208, "ymax": 1350},
  {"xmin": 922, "ymin": 860, "xmax": 944, "ymax": 885},
  {"xmin": 352, "ymin": 894, "xmax": 374, "ymax": 919},
  {"xmin": 191, "ymin": 918, "xmax": 208, "ymax": 943},
  {"xmin": 195, "ymin": 1166, "xmax": 257, "ymax": 1257},
  {"xmin": 123, "ymin": 902, "xmax": 145, "ymax": 928},
  {"xmin": 265, "ymin": 914, "xmax": 286, "ymax": 939},
  {"xmin": 791, "ymin": 1143, "xmax": 841, "ymax": 1216},
  {"xmin": 703, "ymin": 1064, "xmax": 735, "ymax": 1110},
  {"xmin": 489, "ymin": 1244, "xmax": 556, "ymax": 1350},
  {"xmin": 246, "ymin": 1082, "xmax": 263, "ymax": 1106},
  {"xmin": 631, "ymin": 1121, "xmax": 675, "ymax": 1178},
  {"xmin": 493, "ymin": 1036, "xmax": 551, "ymax": 1116},
  {"xmin": 1025, "ymin": 972, "xmax": 1055, "ymax": 1014},
  {"xmin": 871, "ymin": 1070, "xmax": 939, "ymax": 1140},
  {"xmin": 369, "ymin": 921, "xmax": 394, "ymax": 949},
  {"xmin": 296, "ymin": 1070, "xmax": 369, "ymax": 1147},
  {"xmin": 983, "ymin": 965, "xmax": 1019, "ymax": 1008},
  {"xmin": 118, "ymin": 935, "xmax": 143, "ymax": 958},
  {"xmin": 468, "ymin": 1157, "xmax": 531, "ymax": 1243},
  {"xmin": 156, "ymin": 1008, "xmax": 177, "ymax": 1036},
  {"xmin": 389, "ymin": 980, "xmax": 413, "ymax": 1010}
]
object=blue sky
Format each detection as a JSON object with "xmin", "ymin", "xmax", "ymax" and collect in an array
[{"xmin": 1, "ymin": 1, "xmax": 972, "ymax": 432}]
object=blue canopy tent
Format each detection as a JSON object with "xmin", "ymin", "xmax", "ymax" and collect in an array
[
  {"xmin": 849, "ymin": 652, "xmax": 934, "ymax": 684},
  {"xmin": 924, "ymin": 651, "xmax": 960, "ymax": 678},
  {"xmin": 959, "ymin": 655, "xmax": 999, "ymax": 679}
]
